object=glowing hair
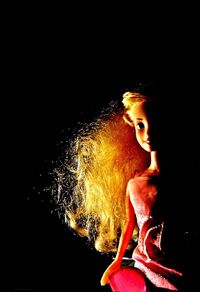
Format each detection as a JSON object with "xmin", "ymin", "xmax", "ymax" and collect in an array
[
  {"xmin": 55, "ymin": 92, "xmax": 150, "ymax": 253},
  {"xmin": 122, "ymin": 91, "xmax": 152, "ymax": 121}
]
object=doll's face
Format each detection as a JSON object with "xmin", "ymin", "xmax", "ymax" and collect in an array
[{"xmin": 130, "ymin": 101, "xmax": 160, "ymax": 152}]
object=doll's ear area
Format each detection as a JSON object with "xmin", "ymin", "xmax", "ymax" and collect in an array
[{"xmin": 123, "ymin": 112, "xmax": 134, "ymax": 127}]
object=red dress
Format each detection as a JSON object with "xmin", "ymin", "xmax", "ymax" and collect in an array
[{"xmin": 128, "ymin": 176, "xmax": 182, "ymax": 290}]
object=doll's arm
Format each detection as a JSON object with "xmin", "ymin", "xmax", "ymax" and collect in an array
[{"xmin": 100, "ymin": 188, "xmax": 136, "ymax": 286}]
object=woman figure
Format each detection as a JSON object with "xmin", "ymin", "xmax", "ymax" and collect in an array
[{"xmin": 55, "ymin": 89, "xmax": 182, "ymax": 291}]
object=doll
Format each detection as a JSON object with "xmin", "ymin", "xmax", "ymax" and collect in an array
[
  {"xmin": 100, "ymin": 92, "xmax": 182, "ymax": 291},
  {"xmin": 55, "ymin": 89, "xmax": 182, "ymax": 291}
]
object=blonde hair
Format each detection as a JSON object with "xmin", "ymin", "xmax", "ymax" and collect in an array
[
  {"xmin": 55, "ymin": 92, "xmax": 150, "ymax": 253},
  {"xmin": 122, "ymin": 91, "xmax": 151, "ymax": 122}
]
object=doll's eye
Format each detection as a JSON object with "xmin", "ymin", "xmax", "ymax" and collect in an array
[{"xmin": 136, "ymin": 122, "xmax": 144, "ymax": 130}]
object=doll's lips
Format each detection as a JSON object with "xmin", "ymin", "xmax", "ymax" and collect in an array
[{"xmin": 145, "ymin": 140, "xmax": 150, "ymax": 144}]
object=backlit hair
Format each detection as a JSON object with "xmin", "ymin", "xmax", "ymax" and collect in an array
[{"xmin": 54, "ymin": 92, "xmax": 150, "ymax": 253}]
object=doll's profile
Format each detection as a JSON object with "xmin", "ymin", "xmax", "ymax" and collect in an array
[{"xmin": 53, "ymin": 86, "xmax": 183, "ymax": 291}]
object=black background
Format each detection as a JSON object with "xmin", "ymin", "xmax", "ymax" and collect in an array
[{"xmin": 6, "ymin": 4, "xmax": 200, "ymax": 292}]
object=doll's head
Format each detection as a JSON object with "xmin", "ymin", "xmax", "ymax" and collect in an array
[{"xmin": 122, "ymin": 92, "xmax": 160, "ymax": 152}]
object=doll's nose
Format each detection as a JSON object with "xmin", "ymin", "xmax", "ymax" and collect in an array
[
  {"xmin": 146, "ymin": 127, "xmax": 157, "ymax": 144},
  {"xmin": 146, "ymin": 126, "xmax": 152, "ymax": 138},
  {"xmin": 147, "ymin": 124, "xmax": 157, "ymax": 137}
]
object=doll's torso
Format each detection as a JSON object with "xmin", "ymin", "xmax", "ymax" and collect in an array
[
  {"xmin": 128, "ymin": 176, "xmax": 164, "ymax": 261},
  {"xmin": 127, "ymin": 175, "xmax": 182, "ymax": 291}
]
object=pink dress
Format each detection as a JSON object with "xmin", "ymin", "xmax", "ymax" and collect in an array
[{"xmin": 128, "ymin": 176, "xmax": 182, "ymax": 291}]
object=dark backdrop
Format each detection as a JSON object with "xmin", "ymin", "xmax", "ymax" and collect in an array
[{"xmin": 7, "ymin": 7, "xmax": 200, "ymax": 292}]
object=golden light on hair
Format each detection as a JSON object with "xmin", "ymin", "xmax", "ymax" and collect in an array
[{"xmin": 63, "ymin": 103, "xmax": 150, "ymax": 252}]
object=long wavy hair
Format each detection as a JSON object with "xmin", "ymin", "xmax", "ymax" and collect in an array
[{"xmin": 53, "ymin": 92, "xmax": 150, "ymax": 253}]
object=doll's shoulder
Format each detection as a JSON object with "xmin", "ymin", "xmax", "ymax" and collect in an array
[
  {"xmin": 127, "ymin": 171, "xmax": 160, "ymax": 198},
  {"xmin": 127, "ymin": 175, "xmax": 149, "ymax": 190},
  {"xmin": 127, "ymin": 171, "xmax": 154, "ymax": 191}
]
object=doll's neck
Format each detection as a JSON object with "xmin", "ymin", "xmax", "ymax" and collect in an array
[{"xmin": 147, "ymin": 151, "xmax": 160, "ymax": 175}]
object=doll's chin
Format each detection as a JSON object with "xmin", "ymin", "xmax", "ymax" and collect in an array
[{"xmin": 144, "ymin": 145, "xmax": 158, "ymax": 152}]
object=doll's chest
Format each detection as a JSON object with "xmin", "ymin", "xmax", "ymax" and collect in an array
[{"xmin": 129, "ymin": 177, "xmax": 159, "ymax": 216}]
